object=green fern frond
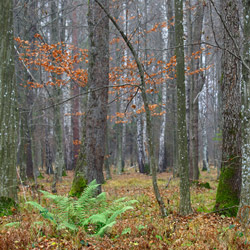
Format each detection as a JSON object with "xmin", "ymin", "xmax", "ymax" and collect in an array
[
  {"xmin": 106, "ymin": 206, "xmax": 134, "ymax": 225},
  {"xmin": 95, "ymin": 221, "xmax": 116, "ymax": 237},
  {"xmin": 83, "ymin": 214, "xmax": 107, "ymax": 226},
  {"xmin": 23, "ymin": 180, "xmax": 137, "ymax": 237},
  {"xmin": 3, "ymin": 222, "xmax": 20, "ymax": 228},
  {"xmin": 57, "ymin": 221, "xmax": 78, "ymax": 231}
]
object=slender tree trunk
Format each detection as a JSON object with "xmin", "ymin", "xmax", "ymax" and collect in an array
[
  {"xmin": 51, "ymin": 1, "xmax": 64, "ymax": 192},
  {"xmin": 158, "ymin": 78, "xmax": 167, "ymax": 172},
  {"xmin": 175, "ymin": 0, "xmax": 192, "ymax": 216},
  {"xmin": 189, "ymin": 0, "xmax": 204, "ymax": 180},
  {"xmin": 45, "ymin": 116, "xmax": 53, "ymax": 175},
  {"xmin": 159, "ymin": 0, "xmax": 175, "ymax": 173},
  {"xmin": 71, "ymin": 2, "xmax": 80, "ymax": 170},
  {"xmin": 134, "ymin": 98, "xmax": 145, "ymax": 173},
  {"xmin": 201, "ymin": 81, "xmax": 209, "ymax": 172},
  {"xmin": 104, "ymin": 122, "xmax": 111, "ymax": 180}
]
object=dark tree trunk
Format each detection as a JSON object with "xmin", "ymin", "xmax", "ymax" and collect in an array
[
  {"xmin": 70, "ymin": 0, "xmax": 109, "ymax": 195},
  {"xmin": 0, "ymin": 0, "xmax": 18, "ymax": 201},
  {"xmin": 215, "ymin": 0, "xmax": 242, "ymax": 217}
]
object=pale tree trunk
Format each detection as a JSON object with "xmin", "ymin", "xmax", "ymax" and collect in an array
[
  {"xmin": 200, "ymin": 84, "xmax": 209, "ymax": 172},
  {"xmin": 158, "ymin": 1, "xmax": 167, "ymax": 173},
  {"xmin": 188, "ymin": 0, "xmax": 204, "ymax": 180},
  {"xmin": 142, "ymin": 0, "xmax": 149, "ymax": 172},
  {"xmin": 120, "ymin": 3, "xmax": 128, "ymax": 173},
  {"xmin": 118, "ymin": 92, "xmax": 126, "ymax": 173},
  {"xmin": 134, "ymin": 96, "xmax": 145, "ymax": 173},
  {"xmin": 104, "ymin": 122, "xmax": 111, "ymax": 180},
  {"xmin": 143, "ymin": 113, "xmax": 149, "ymax": 170},
  {"xmin": 175, "ymin": 0, "xmax": 192, "ymax": 215},
  {"xmin": 116, "ymin": 93, "xmax": 126, "ymax": 174},
  {"xmin": 45, "ymin": 116, "xmax": 53, "ymax": 175},
  {"xmin": 215, "ymin": 51, "xmax": 222, "ymax": 179},
  {"xmin": 71, "ymin": 1, "xmax": 80, "ymax": 170},
  {"xmin": 0, "ymin": 0, "xmax": 18, "ymax": 202},
  {"xmin": 238, "ymin": 0, "xmax": 250, "ymax": 224},
  {"xmin": 215, "ymin": 0, "xmax": 242, "ymax": 217},
  {"xmin": 133, "ymin": 3, "xmax": 145, "ymax": 174},
  {"xmin": 159, "ymin": 0, "xmax": 175, "ymax": 173},
  {"xmin": 116, "ymin": 96, "xmax": 122, "ymax": 174},
  {"xmin": 51, "ymin": 1, "xmax": 64, "ymax": 193},
  {"xmin": 158, "ymin": 77, "xmax": 167, "ymax": 173}
]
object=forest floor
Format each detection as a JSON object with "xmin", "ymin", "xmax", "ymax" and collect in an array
[{"xmin": 0, "ymin": 167, "xmax": 249, "ymax": 250}]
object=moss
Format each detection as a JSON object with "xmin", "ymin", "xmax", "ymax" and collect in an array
[
  {"xmin": 37, "ymin": 173, "xmax": 44, "ymax": 179},
  {"xmin": 192, "ymin": 181, "xmax": 211, "ymax": 189},
  {"xmin": 69, "ymin": 175, "xmax": 88, "ymax": 198},
  {"xmin": 62, "ymin": 170, "xmax": 67, "ymax": 177},
  {"xmin": 144, "ymin": 163, "xmax": 150, "ymax": 175},
  {"xmin": 0, "ymin": 197, "xmax": 17, "ymax": 216},
  {"xmin": 214, "ymin": 164, "xmax": 240, "ymax": 216}
]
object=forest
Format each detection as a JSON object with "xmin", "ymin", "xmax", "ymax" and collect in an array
[{"xmin": 0, "ymin": 0, "xmax": 249, "ymax": 249}]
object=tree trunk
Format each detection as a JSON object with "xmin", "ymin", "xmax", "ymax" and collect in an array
[
  {"xmin": 71, "ymin": 0, "xmax": 109, "ymax": 195},
  {"xmin": 175, "ymin": 0, "xmax": 192, "ymax": 216},
  {"xmin": 51, "ymin": 1, "xmax": 64, "ymax": 193},
  {"xmin": 215, "ymin": 0, "xmax": 242, "ymax": 217},
  {"xmin": 238, "ymin": 0, "xmax": 250, "ymax": 223},
  {"xmin": 188, "ymin": 0, "xmax": 204, "ymax": 180},
  {"xmin": 0, "ymin": 0, "xmax": 18, "ymax": 202},
  {"xmin": 159, "ymin": 0, "xmax": 175, "ymax": 173},
  {"xmin": 71, "ymin": 1, "xmax": 80, "ymax": 170}
]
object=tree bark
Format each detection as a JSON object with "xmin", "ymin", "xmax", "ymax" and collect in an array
[
  {"xmin": 71, "ymin": 1, "xmax": 80, "ymax": 170},
  {"xmin": 215, "ymin": 0, "xmax": 242, "ymax": 217},
  {"xmin": 188, "ymin": 0, "xmax": 204, "ymax": 180},
  {"xmin": 0, "ymin": 0, "xmax": 18, "ymax": 202},
  {"xmin": 175, "ymin": 0, "xmax": 192, "ymax": 216},
  {"xmin": 71, "ymin": 0, "xmax": 109, "ymax": 195},
  {"xmin": 238, "ymin": 0, "xmax": 250, "ymax": 223}
]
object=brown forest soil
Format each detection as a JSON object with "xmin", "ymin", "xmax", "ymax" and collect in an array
[{"xmin": 0, "ymin": 167, "xmax": 249, "ymax": 249}]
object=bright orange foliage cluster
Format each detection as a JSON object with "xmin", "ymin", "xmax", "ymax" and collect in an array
[
  {"xmin": 15, "ymin": 34, "xmax": 212, "ymax": 122},
  {"xmin": 15, "ymin": 35, "xmax": 88, "ymax": 89}
]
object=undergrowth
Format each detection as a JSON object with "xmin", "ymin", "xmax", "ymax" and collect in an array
[
  {"xmin": 16, "ymin": 180, "xmax": 137, "ymax": 237},
  {"xmin": 0, "ymin": 169, "xmax": 249, "ymax": 250}
]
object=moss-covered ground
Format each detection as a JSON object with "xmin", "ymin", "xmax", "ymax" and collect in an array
[{"xmin": 0, "ymin": 167, "xmax": 249, "ymax": 249}]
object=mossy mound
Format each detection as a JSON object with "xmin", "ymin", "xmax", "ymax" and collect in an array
[
  {"xmin": 37, "ymin": 173, "xmax": 44, "ymax": 179},
  {"xmin": 144, "ymin": 163, "xmax": 150, "ymax": 175},
  {"xmin": 192, "ymin": 180, "xmax": 211, "ymax": 189},
  {"xmin": 62, "ymin": 170, "xmax": 67, "ymax": 177},
  {"xmin": 69, "ymin": 175, "xmax": 87, "ymax": 198},
  {"xmin": 0, "ymin": 197, "xmax": 17, "ymax": 216}
]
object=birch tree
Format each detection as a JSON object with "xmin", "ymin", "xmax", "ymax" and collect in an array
[
  {"xmin": 159, "ymin": 0, "xmax": 175, "ymax": 172},
  {"xmin": 238, "ymin": 0, "xmax": 250, "ymax": 223}
]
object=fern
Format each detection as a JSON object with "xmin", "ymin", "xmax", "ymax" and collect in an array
[{"xmin": 26, "ymin": 180, "xmax": 137, "ymax": 236}]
